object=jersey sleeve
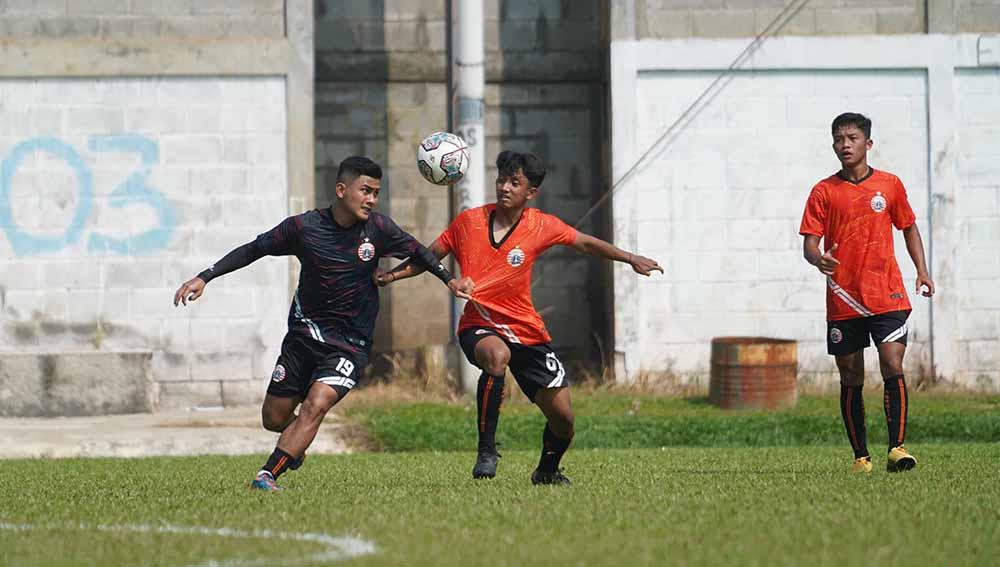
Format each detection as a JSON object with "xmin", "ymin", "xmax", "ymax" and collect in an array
[
  {"xmin": 541, "ymin": 213, "xmax": 578, "ymax": 247},
  {"xmin": 799, "ymin": 184, "xmax": 827, "ymax": 237},
  {"xmin": 890, "ymin": 177, "xmax": 917, "ymax": 230},
  {"xmin": 374, "ymin": 214, "xmax": 421, "ymax": 259},
  {"xmin": 435, "ymin": 215, "xmax": 462, "ymax": 256},
  {"xmin": 255, "ymin": 215, "xmax": 302, "ymax": 256}
]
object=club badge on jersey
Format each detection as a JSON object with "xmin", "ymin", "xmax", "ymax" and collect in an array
[
  {"xmin": 506, "ymin": 247, "xmax": 525, "ymax": 267},
  {"xmin": 870, "ymin": 192, "xmax": 887, "ymax": 213},
  {"xmin": 357, "ymin": 238, "xmax": 376, "ymax": 262}
]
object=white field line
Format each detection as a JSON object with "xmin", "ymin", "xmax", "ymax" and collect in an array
[{"xmin": 0, "ymin": 521, "xmax": 377, "ymax": 566}]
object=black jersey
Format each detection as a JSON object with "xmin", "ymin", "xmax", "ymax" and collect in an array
[{"xmin": 255, "ymin": 209, "xmax": 423, "ymax": 354}]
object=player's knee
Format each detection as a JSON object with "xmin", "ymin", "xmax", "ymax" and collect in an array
[
  {"xmin": 261, "ymin": 408, "xmax": 292, "ymax": 432},
  {"xmin": 480, "ymin": 351, "xmax": 510, "ymax": 377},
  {"xmin": 839, "ymin": 372, "xmax": 864, "ymax": 387},
  {"xmin": 299, "ymin": 395, "xmax": 337, "ymax": 423},
  {"xmin": 299, "ymin": 401, "xmax": 327, "ymax": 422},
  {"xmin": 881, "ymin": 363, "xmax": 905, "ymax": 379},
  {"xmin": 261, "ymin": 415, "xmax": 285, "ymax": 432}
]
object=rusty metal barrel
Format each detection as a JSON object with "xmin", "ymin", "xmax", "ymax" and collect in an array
[{"xmin": 709, "ymin": 337, "xmax": 797, "ymax": 410}]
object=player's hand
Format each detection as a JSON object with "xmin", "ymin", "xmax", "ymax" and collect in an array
[
  {"xmin": 629, "ymin": 253, "xmax": 663, "ymax": 276},
  {"xmin": 448, "ymin": 277, "xmax": 475, "ymax": 300},
  {"xmin": 817, "ymin": 243, "xmax": 840, "ymax": 276},
  {"xmin": 916, "ymin": 273, "xmax": 935, "ymax": 297},
  {"xmin": 173, "ymin": 277, "xmax": 206, "ymax": 306},
  {"xmin": 374, "ymin": 269, "xmax": 395, "ymax": 287}
]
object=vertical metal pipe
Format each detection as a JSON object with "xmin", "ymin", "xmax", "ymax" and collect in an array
[{"xmin": 451, "ymin": 0, "xmax": 486, "ymax": 394}]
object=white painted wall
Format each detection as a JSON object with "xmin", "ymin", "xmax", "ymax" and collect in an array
[
  {"xmin": 956, "ymin": 68, "xmax": 1000, "ymax": 389},
  {"xmin": 612, "ymin": 35, "xmax": 999, "ymax": 390},
  {"xmin": 632, "ymin": 69, "xmax": 930, "ymax": 385},
  {"xmin": 0, "ymin": 77, "xmax": 289, "ymax": 407}
]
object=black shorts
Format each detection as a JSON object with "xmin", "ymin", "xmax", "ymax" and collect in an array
[
  {"xmin": 827, "ymin": 310, "xmax": 910, "ymax": 356},
  {"xmin": 267, "ymin": 332, "xmax": 368, "ymax": 399},
  {"xmin": 458, "ymin": 327, "xmax": 568, "ymax": 402}
]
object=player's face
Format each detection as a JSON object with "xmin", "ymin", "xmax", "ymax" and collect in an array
[
  {"xmin": 495, "ymin": 169, "xmax": 537, "ymax": 211},
  {"xmin": 832, "ymin": 125, "xmax": 873, "ymax": 168},
  {"xmin": 336, "ymin": 175, "xmax": 381, "ymax": 221}
]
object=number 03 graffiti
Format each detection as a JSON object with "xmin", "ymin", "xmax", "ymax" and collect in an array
[{"xmin": 0, "ymin": 136, "xmax": 176, "ymax": 256}]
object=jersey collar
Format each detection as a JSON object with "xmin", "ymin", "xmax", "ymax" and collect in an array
[
  {"xmin": 836, "ymin": 167, "xmax": 875, "ymax": 186},
  {"xmin": 488, "ymin": 208, "xmax": 524, "ymax": 250}
]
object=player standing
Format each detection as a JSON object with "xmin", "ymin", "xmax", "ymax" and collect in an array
[
  {"xmin": 173, "ymin": 156, "xmax": 472, "ymax": 491},
  {"xmin": 380, "ymin": 150, "xmax": 662, "ymax": 484},
  {"xmin": 799, "ymin": 113, "xmax": 934, "ymax": 474}
]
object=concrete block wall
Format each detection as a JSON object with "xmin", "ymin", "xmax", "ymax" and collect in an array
[
  {"xmin": 956, "ymin": 68, "xmax": 1000, "ymax": 391},
  {"xmin": 635, "ymin": 0, "xmax": 925, "ymax": 38},
  {"xmin": 955, "ymin": 0, "xmax": 1000, "ymax": 32},
  {"xmin": 624, "ymin": 0, "xmax": 1000, "ymax": 39},
  {"xmin": 0, "ymin": 352, "xmax": 153, "ymax": 416},
  {"xmin": 627, "ymin": 69, "xmax": 932, "ymax": 385},
  {"xmin": 0, "ymin": 0, "xmax": 286, "ymax": 39},
  {"xmin": 315, "ymin": 0, "xmax": 610, "ymax": 369},
  {"xmin": 0, "ymin": 77, "xmax": 290, "ymax": 409}
]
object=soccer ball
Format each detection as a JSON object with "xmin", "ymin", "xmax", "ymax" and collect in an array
[{"xmin": 416, "ymin": 132, "xmax": 470, "ymax": 185}]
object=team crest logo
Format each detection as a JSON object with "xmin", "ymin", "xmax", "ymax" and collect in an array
[
  {"xmin": 870, "ymin": 192, "xmax": 887, "ymax": 213},
  {"xmin": 271, "ymin": 364, "xmax": 286, "ymax": 383},
  {"xmin": 830, "ymin": 328, "xmax": 843, "ymax": 344},
  {"xmin": 357, "ymin": 238, "xmax": 375, "ymax": 262},
  {"xmin": 506, "ymin": 247, "xmax": 525, "ymax": 267}
]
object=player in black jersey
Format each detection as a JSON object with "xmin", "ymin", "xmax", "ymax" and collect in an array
[{"xmin": 173, "ymin": 156, "xmax": 472, "ymax": 491}]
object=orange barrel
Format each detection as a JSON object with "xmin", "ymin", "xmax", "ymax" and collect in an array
[{"xmin": 709, "ymin": 337, "xmax": 797, "ymax": 410}]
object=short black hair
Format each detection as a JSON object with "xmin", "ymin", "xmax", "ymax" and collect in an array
[
  {"xmin": 337, "ymin": 156, "xmax": 382, "ymax": 183},
  {"xmin": 831, "ymin": 113, "xmax": 872, "ymax": 139},
  {"xmin": 496, "ymin": 150, "xmax": 546, "ymax": 188}
]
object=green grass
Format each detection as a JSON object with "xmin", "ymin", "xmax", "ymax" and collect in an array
[
  {"xmin": 2, "ymin": 444, "xmax": 998, "ymax": 566},
  {"xmin": 344, "ymin": 392, "xmax": 1000, "ymax": 452}
]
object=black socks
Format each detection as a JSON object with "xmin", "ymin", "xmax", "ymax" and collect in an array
[
  {"xmin": 883, "ymin": 374, "xmax": 908, "ymax": 449},
  {"xmin": 476, "ymin": 373, "xmax": 504, "ymax": 453},
  {"xmin": 840, "ymin": 384, "xmax": 869, "ymax": 459},
  {"xmin": 261, "ymin": 448, "xmax": 296, "ymax": 479},
  {"xmin": 537, "ymin": 424, "xmax": 572, "ymax": 473}
]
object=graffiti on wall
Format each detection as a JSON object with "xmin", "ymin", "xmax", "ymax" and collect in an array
[{"xmin": 0, "ymin": 136, "xmax": 176, "ymax": 256}]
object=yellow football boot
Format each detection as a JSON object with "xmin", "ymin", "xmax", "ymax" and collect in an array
[
  {"xmin": 851, "ymin": 456, "xmax": 873, "ymax": 474},
  {"xmin": 887, "ymin": 445, "xmax": 917, "ymax": 473}
]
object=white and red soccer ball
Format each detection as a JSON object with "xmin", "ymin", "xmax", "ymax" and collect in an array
[{"xmin": 416, "ymin": 132, "xmax": 470, "ymax": 185}]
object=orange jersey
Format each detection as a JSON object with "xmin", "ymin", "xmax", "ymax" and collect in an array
[
  {"xmin": 799, "ymin": 168, "xmax": 917, "ymax": 321},
  {"xmin": 438, "ymin": 205, "xmax": 578, "ymax": 345}
]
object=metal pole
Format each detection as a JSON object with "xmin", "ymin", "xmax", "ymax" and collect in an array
[{"xmin": 451, "ymin": 0, "xmax": 485, "ymax": 394}]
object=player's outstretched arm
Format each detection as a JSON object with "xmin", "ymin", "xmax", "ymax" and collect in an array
[
  {"xmin": 376, "ymin": 239, "xmax": 446, "ymax": 284},
  {"xmin": 902, "ymin": 224, "xmax": 934, "ymax": 297},
  {"xmin": 173, "ymin": 241, "xmax": 264, "ymax": 306},
  {"xmin": 376, "ymin": 239, "xmax": 473, "ymax": 299},
  {"xmin": 570, "ymin": 232, "xmax": 663, "ymax": 276}
]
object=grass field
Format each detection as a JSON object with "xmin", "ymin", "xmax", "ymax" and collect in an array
[{"xmin": 2, "ymin": 393, "xmax": 998, "ymax": 566}]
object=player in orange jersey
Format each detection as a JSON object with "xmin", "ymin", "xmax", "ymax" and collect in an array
[
  {"xmin": 380, "ymin": 150, "xmax": 662, "ymax": 484},
  {"xmin": 799, "ymin": 113, "xmax": 934, "ymax": 474}
]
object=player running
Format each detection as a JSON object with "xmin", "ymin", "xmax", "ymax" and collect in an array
[
  {"xmin": 380, "ymin": 150, "xmax": 662, "ymax": 484},
  {"xmin": 173, "ymin": 156, "xmax": 472, "ymax": 491},
  {"xmin": 799, "ymin": 113, "xmax": 934, "ymax": 474}
]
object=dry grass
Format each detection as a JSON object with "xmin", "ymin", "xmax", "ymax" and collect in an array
[
  {"xmin": 345, "ymin": 351, "xmax": 990, "ymax": 412},
  {"xmin": 341, "ymin": 350, "xmax": 466, "ymax": 410}
]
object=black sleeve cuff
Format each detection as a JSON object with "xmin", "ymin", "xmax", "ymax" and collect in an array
[{"xmin": 411, "ymin": 245, "xmax": 453, "ymax": 284}]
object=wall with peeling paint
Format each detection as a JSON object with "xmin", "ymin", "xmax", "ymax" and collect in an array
[{"xmin": 0, "ymin": 1, "xmax": 314, "ymax": 414}]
